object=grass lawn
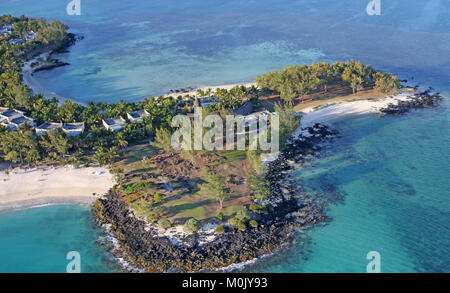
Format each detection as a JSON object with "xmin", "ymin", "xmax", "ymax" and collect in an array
[{"xmin": 112, "ymin": 145, "xmax": 253, "ymax": 224}]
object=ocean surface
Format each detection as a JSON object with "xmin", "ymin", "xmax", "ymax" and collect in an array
[
  {"xmin": 0, "ymin": 0, "xmax": 449, "ymax": 272},
  {"xmin": 0, "ymin": 205, "xmax": 119, "ymax": 273}
]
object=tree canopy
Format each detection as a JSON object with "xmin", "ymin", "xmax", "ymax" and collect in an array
[{"xmin": 255, "ymin": 60, "xmax": 400, "ymax": 103}]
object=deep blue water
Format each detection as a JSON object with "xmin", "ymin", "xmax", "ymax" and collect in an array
[{"xmin": 0, "ymin": 0, "xmax": 449, "ymax": 272}]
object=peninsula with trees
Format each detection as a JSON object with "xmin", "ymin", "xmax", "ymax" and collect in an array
[{"xmin": 0, "ymin": 15, "xmax": 442, "ymax": 272}]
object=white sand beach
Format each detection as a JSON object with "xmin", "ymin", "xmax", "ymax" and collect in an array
[
  {"xmin": 0, "ymin": 165, "xmax": 114, "ymax": 212},
  {"xmin": 163, "ymin": 82, "xmax": 257, "ymax": 98},
  {"xmin": 293, "ymin": 92, "xmax": 414, "ymax": 136}
]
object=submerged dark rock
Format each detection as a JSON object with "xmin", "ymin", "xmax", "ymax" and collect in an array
[{"xmin": 380, "ymin": 89, "xmax": 442, "ymax": 115}]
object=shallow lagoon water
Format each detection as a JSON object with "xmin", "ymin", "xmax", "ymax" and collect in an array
[
  {"xmin": 2, "ymin": 1, "xmax": 450, "ymax": 103},
  {"xmin": 0, "ymin": 205, "xmax": 119, "ymax": 273},
  {"xmin": 0, "ymin": 0, "xmax": 449, "ymax": 272},
  {"xmin": 244, "ymin": 92, "xmax": 450, "ymax": 272}
]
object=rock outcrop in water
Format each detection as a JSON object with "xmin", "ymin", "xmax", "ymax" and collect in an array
[
  {"xmin": 380, "ymin": 88, "xmax": 442, "ymax": 114},
  {"xmin": 93, "ymin": 124, "xmax": 338, "ymax": 272}
]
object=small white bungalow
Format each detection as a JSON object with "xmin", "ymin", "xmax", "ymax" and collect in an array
[
  {"xmin": 35, "ymin": 122, "xmax": 63, "ymax": 135},
  {"xmin": 0, "ymin": 109, "xmax": 25, "ymax": 122},
  {"xmin": 8, "ymin": 116, "xmax": 35, "ymax": 130},
  {"xmin": 103, "ymin": 117, "xmax": 126, "ymax": 131},
  {"xmin": 63, "ymin": 122, "xmax": 85, "ymax": 136},
  {"xmin": 0, "ymin": 108, "xmax": 34, "ymax": 130},
  {"xmin": 127, "ymin": 110, "xmax": 149, "ymax": 123}
]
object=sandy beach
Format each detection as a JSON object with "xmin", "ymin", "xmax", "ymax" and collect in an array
[
  {"xmin": 163, "ymin": 82, "xmax": 257, "ymax": 98},
  {"xmin": 292, "ymin": 92, "xmax": 414, "ymax": 136},
  {"xmin": 0, "ymin": 165, "xmax": 114, "ymax": 212}
]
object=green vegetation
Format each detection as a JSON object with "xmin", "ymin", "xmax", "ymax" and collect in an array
[
  {"xmin": 245, "ymin": 151, "xmax": 271, "ymax": 200},
  {"xmin": 229, "ymin": 217, "xmax": 242, "ymax": 227},
  {"xmin": 249, "ymin": 204, "xmax": 265, "ymax": 213},
  {"xmin": 215, "ymin": 212, "xmax": 223, "ymax": 221},
  {"xmin": 237, "ymin": 221, "xmax": 247, "ymax": 231},
  {"xmin": 150, "ymin": 127, "xmax": 173, "ymax": 153},
  {"xmin": 256, "ymin": 60, "xmax": 401, "ymax": 104},
  {"xmin": 249, "ymin": 220, "xmax": 258, "ymax": 228},
  {"xmin": 235, "ymin": 207, "xmax": 252, "ymax": 221},
  {"xmin": 183, "ymin": 218, "xmax": 202, "ymax": 234},
  {"xmin": 1, "ymin": 15, "xmax": 70, "ymax": 51},
  {"xmin": 198, "ymin": 169, "xmax": 228, "ymax": 210},
  {"xmin": 153, "ymin": 193, "xmax": 162, "ymax": 203},
  {"xmin": 374, "ymin": 72, "xmax": 402, "ymax": 93},
  {"xmin": 157, "ymin": 218, "xmax": 171, "ymax": 229},
  {"xmin": 1, "ymin": 16, "xmax": 406, "ymax": 235},
  {"xmin": 132, "ymin": 198, "xmax": 152, "ymax": 218},
  {"xmin": 275, "ymin": 102, "xmax": 301, "ymax": 148},
  {"xmin": 215, "ymin": 225, "xmax": 225, "ymax": 234},
  {"xmin": 0, "ymin": 16, "xmax": 181, "ymax": 166},
  {"xmin": 228, "ymin": 207, "xmax": 253, "ymax": 231},
  {"xmin": 123, "ymin": 181, "xmax": 151, "ymax": 196},
  {"xmin": 112, "ymin": 145, "xmax": 252, "ymax": 224},
  {"xmin": 200, "ymin": 85, "xmax": 258, "ymax": 111}
]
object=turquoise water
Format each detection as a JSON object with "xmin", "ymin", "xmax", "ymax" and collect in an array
[
  {"xmin": 245, "ymin": 91, "xmax": 450, "ymax": 273},
  {"xmin": 3, "ymin": 0, "xmax": 449, "ymax": 103},
  {"xmin": 0, "ymin": 0, "xmax": 449, "ymax": 272},
  {"xmin": 0, "ymin": 205, "xmax": 119, "ymax": 273}
]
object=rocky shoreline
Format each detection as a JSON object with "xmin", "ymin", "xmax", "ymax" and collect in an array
[
  {"xmin": 28, "ymin": 33, "xmax": 82, "ymax": 73},
  {"xmin": 380, "ymin": 87, "xmax": 442, "ymax": 114},
  {"xmin": 93, "ymin": 124, "xmax": 339, "ymax": 272},
  {"xmin": 92, "ymin": 84, "xmax": 443, "ymax": 273}
]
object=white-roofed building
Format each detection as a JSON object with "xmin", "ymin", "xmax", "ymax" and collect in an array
[
  {"xmin": 0, "ymin": 108, "xmax": 35, "ymax": 130},
  {"xmin": 127, "ymin": 110, "xmax": 150, "ymax": 123},
  {"xmin": 35, "ymin": 122, "xmax": 63, "ymax": 135},
  {"xmin": 63, "ymin": 122, "xmax": 85, "ymax": 136},
  {"xmin": 103, "ymin": 117, "xmax": 126, "ymax": 131}
]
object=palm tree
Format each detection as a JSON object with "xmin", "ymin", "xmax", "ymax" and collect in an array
[{"xmin": 115, "ymin": 132, "xmax": 128, "ymax": 149}]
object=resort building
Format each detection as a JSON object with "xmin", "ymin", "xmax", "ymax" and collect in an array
[
  {"xmin": 23, "ymin": 30, "xmax": 36, "ymax": 42},
  {"xmin": 35, "ymin": 122, "xmax": 63, "ymax": 136},
  {"xmin": 235, "ymin": 110, "xmax": 271, "ymax": 136},
  {"xmin": 63, "ymin": 122, "xmax": 85, "ymax": 136},
  {"xmin": 8, "ymin": 39, "xmax": 23, "ymax": 45},
  {"xmin": 0, "ymin": 109, "xmax": 25, "ymax": 122},
  {"xmin": 0, "ymin": 24, "xmax": 12, "ymax": 36},
  {"xmin": 103, "ymin": 117, "xmax": 126, "ymax": 131},
  {"xmin": 127, "ymin": 110, "xmax": 150, "ymax": 123},
  {"xmin": 233, "ymin": 101, "xmax": 254, "ymax": 116},
  {"xmin": 0, "ymin": 107, "xmax": 8, "ymax": 114},
  {"xmin": 35, "ymin": 122, "xmax": 85, "ymax": 136},
  {"xmin": 0, "ymin": 108, "xmax": 35, "ymax": 131},
  {"xmin": 5, "ymin": 116, "xmax": 35, "ymax": 130}
]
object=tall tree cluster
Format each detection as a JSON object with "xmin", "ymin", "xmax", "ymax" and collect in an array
[{"xmin": 255, "ymin": 60, "xmax": 401, "ymax": 103}]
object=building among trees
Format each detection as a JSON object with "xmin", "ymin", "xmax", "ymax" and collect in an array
[
  {"xmin": 127, "ymin": 110, "xmax": 149, "ymax": 123},
  {"xmin": 0, "ymin": 108, "xmax": 35, "ymax": 130},
  {"xmin": 103, "ymin": 117, "xmax": 126, "ymax": 131}
]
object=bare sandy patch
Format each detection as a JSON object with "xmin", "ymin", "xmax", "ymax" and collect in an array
[{"xmin": 0, "ymin": 165, "xmax": 114, "ymax": 212}]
